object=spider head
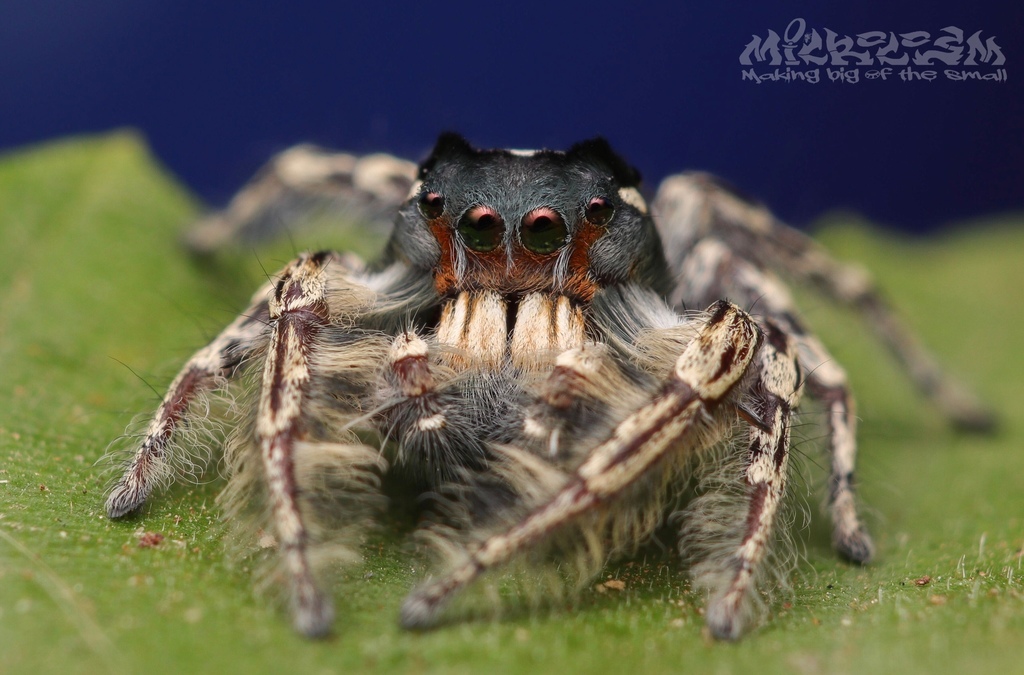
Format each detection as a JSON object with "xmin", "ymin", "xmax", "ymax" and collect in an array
[{"xmin": 387, "ymin": 133, "xmax": 670, "ymax": 302}]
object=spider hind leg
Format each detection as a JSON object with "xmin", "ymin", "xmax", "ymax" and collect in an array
[
  {"xmin": 184, "ymin": 146, "xmax": 418, "ymax": 255},
  {"xmin": 654, "ymin": 172, "xmax": 995, "ymax": 432}
]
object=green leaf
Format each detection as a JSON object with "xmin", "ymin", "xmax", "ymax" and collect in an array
[{"xmin": 1, "ymin": 132, "xmax": 1022, "ymax": 674}]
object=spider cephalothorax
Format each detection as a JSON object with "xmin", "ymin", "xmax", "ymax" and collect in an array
[{"xmin": 106, "ymin": 133, "xmax": 993, "ymax": 640}]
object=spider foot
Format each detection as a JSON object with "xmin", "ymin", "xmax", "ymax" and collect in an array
[
  {"xmin": 399, "ymin": 570, "xmax": 470, "ymax": 631},
  {"xmin": 105, "ymin": 477, "xmax": 149, "ymax": 518},
  {"xmin": 830, "ymin": 480, "xmax": 875, "ymax": 564},
  {"xmin": 704, "ymin": 592, "xmax": 750, "ymax": 642},
  {"xmin": 938, "ymin": 382, "xmax": 997, "ymax": 433},
  {"xmin": 291, "ymin": 581, "xmax": 335, "ymax": 639},
  {"xmin": 398, "ymin": 592, "xmax": 439, "ymax": 631},
  {"xmin": 834, "ymin": 527, "xmax": 875, "ymax": 565}
]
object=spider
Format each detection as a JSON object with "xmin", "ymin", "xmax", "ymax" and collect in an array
[{"xmin": 105, "ymin": 133, "xmax": 993, "ymax": 640}]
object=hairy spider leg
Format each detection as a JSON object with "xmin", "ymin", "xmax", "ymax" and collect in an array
[
  {"xmin": 105, "ymin": 282, "xmax": 273, "ymax": 518},
  {"xmin": 699, "ymin": 319, "xmax": 801, "ymax": 639},
  {"xmin": 254, "ymin": 252, "xmax": 343, "ymax": 637},
  {"xmin": 673, "ymin": 237, "xmax": 875, "ymax": 563}
]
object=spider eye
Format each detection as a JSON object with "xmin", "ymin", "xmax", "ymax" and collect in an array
[
  {"xmin": 457, "ymin": 206, "xmax": 504, "ymax": 252},
  {"xmin": 521, "ymin": 207, "xmax": 567, "ymax": 255},
  {"xmin": 585, "ymin": 197, "xmax": 615, "ymax": 226},
  {"xmin": 418, "ymin": 192, "xmax": 445, "ymax": 219}
]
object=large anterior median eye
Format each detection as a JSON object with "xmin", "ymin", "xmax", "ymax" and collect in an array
[
  {"xmin": 457, "ymin": 205, "xmax": 504, "ymax": 252},
  {"xmin": 521, "ymin": 207, "xmax": 567, "ymax": 255}
]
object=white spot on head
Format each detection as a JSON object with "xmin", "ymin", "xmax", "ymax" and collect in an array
[
  {"xmin": 507, "ymin": 148, "xmax": 540, "ymax": 157},
  {"xmin": 618, "ymin": 186, "xmax": 648, "ymax": 214},
  {"xmin": 417, "ymin": 413, "xmax": 446, "ymax": 431}
]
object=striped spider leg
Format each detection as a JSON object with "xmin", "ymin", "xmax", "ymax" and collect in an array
[
  {"xmin": 654, "ymin": 173, "xmax": 995, "ymax": 432},
  {"xmin": 105, "ymin": 281, "xmax": 274, "ymax": 518},
  {"xmin": 106, "ymin": 250, "xmax": 439, "ymax": 637}
]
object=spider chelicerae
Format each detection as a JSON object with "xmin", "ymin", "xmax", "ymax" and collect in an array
[{"xmin": 105, "ymin": 133, "xmax": 993, "ymax": 640}]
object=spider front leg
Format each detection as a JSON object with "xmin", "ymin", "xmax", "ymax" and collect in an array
[
  {"xmin": 255, "ymin": 252, "xmax": 342, "ymax": 636},
  {"xmin": 105, "ymin": 282, "xmax": 273, "ymax": 518},
  {"xmin": 250, "ymin": 251, "xmax": 399, "ymax": 637},
  {"xmin": 399, "ymin": 300, "xmax": 763, "ymax": 630},
  {"xmin": 676, "ymin": 238, "xmax": 875, "ymax": 564},
  {"xmin": 697, "ymin": 320, "xmax": 801, "ymax": 640},
  {"xmin": 110, "ymin": 251, "xmax": 392, "ymax": 638}
]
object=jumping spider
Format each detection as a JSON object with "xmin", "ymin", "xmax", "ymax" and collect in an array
[{"xmin": 106, "ymin": 133, "xmax": 993, "ymax": 640}]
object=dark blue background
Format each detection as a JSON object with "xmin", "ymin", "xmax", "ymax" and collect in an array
[{"xmin": 2, "ymin": 1, "xmax": 1021, "ymax": 232}]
